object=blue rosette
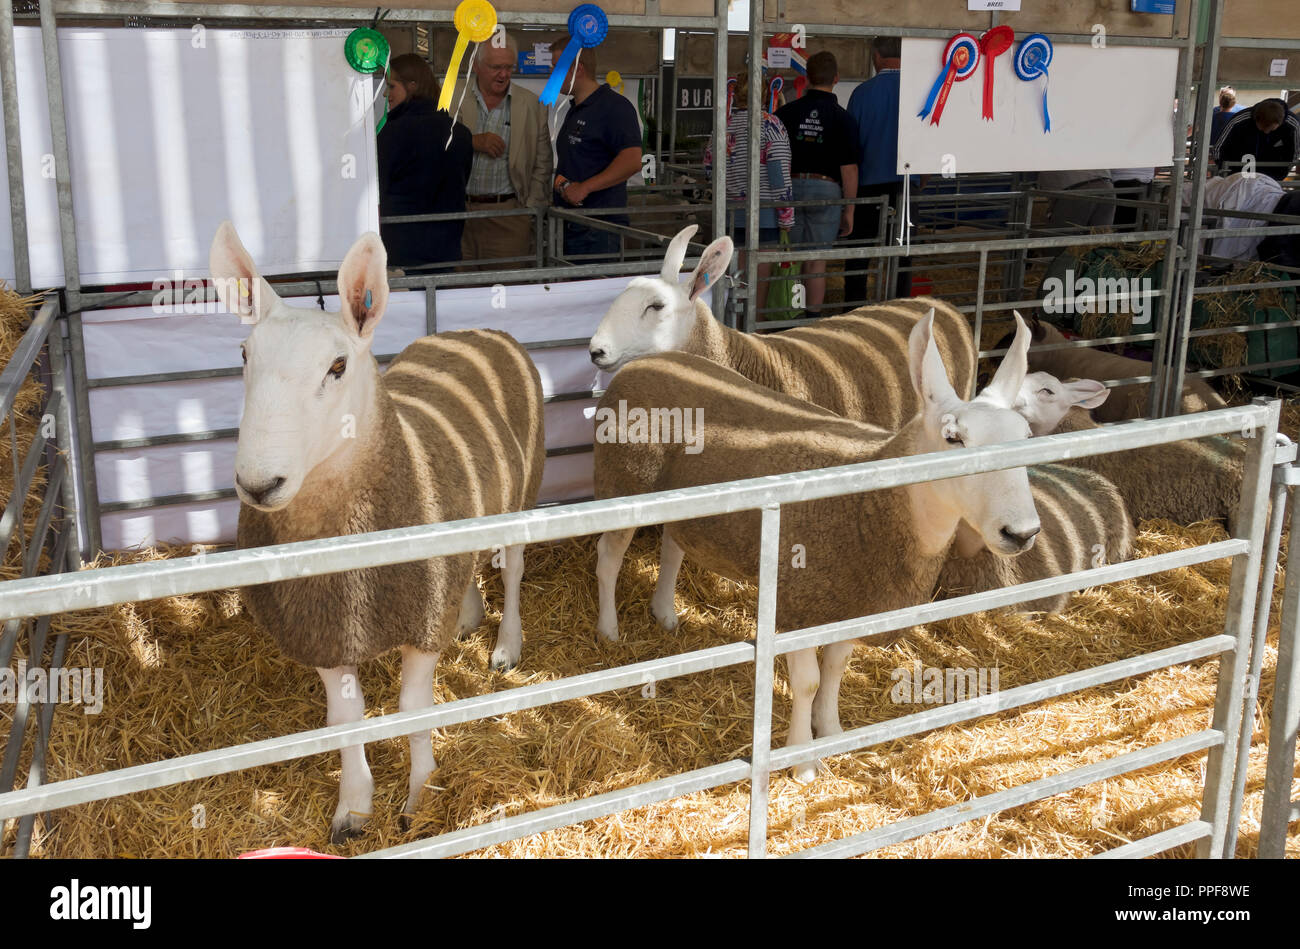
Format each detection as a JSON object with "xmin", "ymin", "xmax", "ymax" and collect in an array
[
  {"xmin": 1015, "ymin": 33, "xmax": 1054, "ymax": 132},
  {"xmin": 918, "ymin": 32, "xmax": 980, "ymax": 125},
  {"xmin": 540, "ymin": 4, "xmax": 609, "ymax": 106}
]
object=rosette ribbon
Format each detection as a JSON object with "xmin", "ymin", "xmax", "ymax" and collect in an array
[
  {"xmin": 918, "ymin": 33, "xmax": 980, "ymax": 127},
  {"xmin": 978, "ymin": 26, "xmax": 1014, "ymax": 121},
  {"xmin": 1015, "ymin": 33, "xmax": 1053, "ymax": 132},
  {"xmin": 768, "ymin": 75, "xmax": 783, "ymax": 113},
  {"xmin": 438, "ymin": 0, "xmax": 497, "ymax": 112},
  {"xmin": 540, "ymin": 4, "xmax": 609, "ymax": 106}
]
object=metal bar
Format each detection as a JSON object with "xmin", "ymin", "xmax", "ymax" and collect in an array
[
  {"xmin": 1260, "ymin": 479, "xmax": 1300, "ymax": 858},
  {"xmin": 748, "ymin": 504, "xmax": 779, "ymax": 859},
  {"xmin": 1092, "ymin": 821, "xmax": 1214, "ymax": 859},
  {"xmin": 1199, "ymin": 397, "xmax": 1279, "ymax": 858},
  {"xmin": 0, "ymin": 392, "xmax": 58, "ymax": 556},
  {"xmin": 0, "ymin": 405, "xmax": 1271, "ymax": 623},
  {"xmin": 0, "ymin": 0, "xmax": 30, "ymax": 294},
  {"xmin": 710, "ymin": 0, "xmax": 728, "ymax": 325},
  {"xmin": 743, "ymin": 0, "xmax": 761, "ymax": 333},
  {"xmin": 14, "ymin": 625, "xmax": 71, "ymax": 858},
  {"xmin": 1223, "ymin": 474, "xmax": 1289, "ymax": 848},
  {"xmin": 788, "ymin": 731, "xmax": 1222, "ymax": 858},
  {"xmin": 0, "ymin": 300, "xmax": 55, "ymax": 425},
  {"xmin": 424, "ymin": 284, "xmax": 436, "ymax": 336},
  {"xmin": 970, "ymin": 248, "xmax": 988, "ymax": 400},
  {"xmin": 360, "ymin": 759, "xmax": 752, "ymax": 859}
]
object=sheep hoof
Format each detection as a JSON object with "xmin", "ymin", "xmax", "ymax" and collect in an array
[
  {"xmin": 595, "ymin": 618, "xmax": 621, "ymax": 643},
  {"xmin": 792, "ymin": 762, "xmax": 820, "ymax": 784},
  {"xmin": 329, "ymin": 816, "xmax": 369, "ymax": 845},
  {"xmin": 489, "ymin": 647, "xmax": 519, "ymax": 672},
  {"xmin": 652, "ymin": 605, "xmax": 680, "ymax": 632},
  {"xmin": 398, "ymin": 812, "xmax": 414, "ymax": 834}
]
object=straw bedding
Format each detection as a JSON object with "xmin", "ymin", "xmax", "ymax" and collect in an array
[{"xmin": 2, "ymin": 286, "xmax": 1298, "ymax": 858}]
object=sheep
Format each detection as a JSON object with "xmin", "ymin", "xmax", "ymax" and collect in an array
[
  {"xmin": 592, "ymin": 311, "xmax": 1042, "ymax": 781},
  {"xmin": 1012, "ymin": 369, "xmax": 1246, "ymax": 533},
  {"xmin": 210, "ymin": 222, "xmax": 545, "ymax": 842},
  {"xmin": 587, "ymin": 224, "xmax": 977, "ymax": 432},
  {"xmin": 936, "ymin": 464, "xmax": 1134, "ymax": 613},
  {"xmin": 1010, "ymin": 319, "xmax": 1226, "ymax": 422}
]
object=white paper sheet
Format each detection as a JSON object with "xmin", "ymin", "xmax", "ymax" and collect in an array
[{"xmin": 0, "ymin": 27, "xmax": 379, "ymax": 287}]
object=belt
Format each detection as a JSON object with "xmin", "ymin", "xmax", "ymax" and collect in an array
[
  {"xmin": 794, "ymin": 172, "xmax": 836, "ymax": 183},
  {"xmin": 467, "ymin": 192, "xmax": 516, "ymax": 203}
]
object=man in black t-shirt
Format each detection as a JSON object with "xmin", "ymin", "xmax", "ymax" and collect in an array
[
  {"xmin": 550, "ymin": 40, "xmax": 643, "ymax": 261},
  {"xmin": 776, "ymin": 51, "xmax": 860, "ymax": 316},
  {"xmin": 1213, "ymin": 98, "xmax": 1300, "ymax": 182}
]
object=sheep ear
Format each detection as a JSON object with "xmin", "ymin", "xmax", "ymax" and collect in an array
[
  {"xmin": 660, "ymin": 225, "xmax": 699, "ymax": 283},
  {"xmin": 983, "ymin": 311, "xmax": 1031, "ymax": 408},
  {"xmin": 337, "ymin": 232, "xmax": 389, "ymax": 340},
  {"xmin": 909, "ymin": 309, "xmax": 958, "ymax": 407},
  {"xmin": 687, "ymin": 235, "xmax": 734, "ymax": 302},
  {"xmin": 1064, "ymin": 378, "xmax": 1110, "ymax": 410},
  {"xmin": 208, "ymin": 220, "xmax": 278, "ymax": 324}
]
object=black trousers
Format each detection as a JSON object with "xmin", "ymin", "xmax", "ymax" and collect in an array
[
  {"xmin": 844, "ymin": 181, "xmax": 911, "ymax": 307},
  {"xmin": 1112, "ymin": 178, "xmax": 1147, "ymax": 231}
]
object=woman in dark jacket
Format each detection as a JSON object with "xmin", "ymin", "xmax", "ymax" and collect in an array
[{"xmin": 377, "ymin": 54, "xmax": 474, "ymax": 268}]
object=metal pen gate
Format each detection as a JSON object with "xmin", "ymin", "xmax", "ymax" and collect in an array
[{"xmin": 0, "ymin": 380, "xmax": 1287, "ymax": 857}]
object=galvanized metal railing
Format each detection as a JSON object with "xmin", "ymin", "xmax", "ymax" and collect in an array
[
  {"xmin": 0, "ymin": 295, "xmax": 83, "ymax": 857},
  {"xmin": 0, "ymin": 399, "xmax": 1282, "ymax": 858}
]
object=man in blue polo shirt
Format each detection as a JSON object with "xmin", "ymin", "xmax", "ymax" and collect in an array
[
  {"xmin": 845, "ymin": 35, "xmax": 913, "ymax": 303},
  {"xmin": 550, "ymin": 39, "xmax": 643, "ymax": 261}
]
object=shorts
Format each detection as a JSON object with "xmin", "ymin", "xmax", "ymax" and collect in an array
[
  {"xmin": 790, "ymin": 177, "xmax": 843, "ymax": 250},
  {"xmin": 732, "ymin": 226, "xmax": 782, "ymax": 248}
]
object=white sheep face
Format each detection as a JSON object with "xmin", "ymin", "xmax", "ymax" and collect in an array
[
  {"xmin": 210, "ymin": 222, "xmax": 388, "ymax": 512},
  {"xmin": 1015, "ymin": 371, "xmax": 1109, "ymax": 436},
  {"xmin": 589, "ymin": 224, "xmax": 733, "ymax": 373},
  {"xmin": 910, "ymin": 310, "xmax": 1041, "ymax": 557}
]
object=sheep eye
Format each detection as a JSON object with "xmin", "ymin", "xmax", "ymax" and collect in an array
[
  {"xmin": 328, "ymin": 356, "xmax": 346, "ymax": 379},
  {"xmin": 1040, "ymin": 388, "xmax": 1055, "ymax": 396},
  {"xmin": 645, "ymin": 301, "xmax": 666, "ymax": 314}
]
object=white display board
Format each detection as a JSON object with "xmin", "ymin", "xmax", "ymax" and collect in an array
[
  {"xmin": 897, "ymin": 39, "xmax": 1179, "ymax": 175},
  {"xmin": 0, "ymin": 27, "xmax": 379, "ymax": 288},
  {"xmin": 84, "ymin": 277, "xmax": 640, "ymax": 550}
]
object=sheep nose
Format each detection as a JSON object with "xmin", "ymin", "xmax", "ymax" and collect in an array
[
  {"xmin": 1001, "ymin": 524, "xmax": 1041, "ymax": 550},
  {"xmin": 589, "ymin": 347, "xmax": 607, "ymax": 365},
  {"xmin": 237, "ymin": 475, "xmax": 285, "ymax": 505}
]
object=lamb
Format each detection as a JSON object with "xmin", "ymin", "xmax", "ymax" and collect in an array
[
  {"xmin": 592, "ymin": 311, "xmax": 1042, "ymax": 781},
  {"xmin": 210, "ymin": 222, "xmax": 545, "ymax": 842},
  {"xmin": 936, "ymin": 464, "xmax": 1134, "ymax": 613},
  {"xmin": 588, "ymin": 224, "xmax": 977, "ymax": 432},
  {"xmin": 1011, "ymin": 319, "xmax": 1226, "ymax": 422},
  {"xmin": 1013, "ymin": 369, "xmax": 1246, "ymax": 532}
]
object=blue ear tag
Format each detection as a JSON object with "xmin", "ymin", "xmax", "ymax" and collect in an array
[
  {"xmin": 364, "ymin": 289, "xmax": 372, "ymax": 309},
  {"xmin": 703, "ymin": 272, "xmax": 710, "ymax": 286}
]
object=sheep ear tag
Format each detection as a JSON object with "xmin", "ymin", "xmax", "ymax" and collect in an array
[
  {"xmin": 438, "ymin": 0, "xmax": 498, "ymax": 112},
  {"xmin": 540, "ymin": 4, "xmax": 609, "ymax": 106},
  {"xmin": 918, "ymin": 33, "xmax": 979, "ymax": 126}
]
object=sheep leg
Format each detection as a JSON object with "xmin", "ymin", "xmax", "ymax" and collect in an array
[
  {"xmin": 399, "ymin": 645, "xmax": 440, "ymax": 827},
  {"xmin": 319, "ymin": 665, "xmax": 374, "ymax": 844},
  {"xmin": 811, "ymin": 641, "xmax": 854, "ymax": 740},
  {"xmin": 650, "ymin": 526, "xmax": 685, "ymax": 632},
  {"xmin": 491, "ymin": 544, "xmax": 525, "ymax": 671},
  {"xmin": 596, "ymin": 528, "xmax": 635, "ymax": 642},
  {"xmin": 457, "ymin": 575, "xmax": 485, "ymax": 639},
  {"xmin": 785, "ymin": 648, "xmax": 821, "ymax": 783}
]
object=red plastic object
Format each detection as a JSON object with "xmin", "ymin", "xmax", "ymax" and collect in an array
[
  {"xmin": 910, "ymin": 276, "xmax": 933, "ymax": 297},
  {"xmin": 238, "ymin": 847, "xmax": 343, "ymax": 859}
]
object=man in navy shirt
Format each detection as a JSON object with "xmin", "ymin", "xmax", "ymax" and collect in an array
[
  {"xmin": 1213, "ymin": 98, "xmax": 1300, "ymax": 182},
  {"xmin": 845, "ymin": 36, "xmax": 913, "ymax": 303},
  {"xmin": 776, "ymin": 50, "xmax": 860, "ymax": 316},
  {"xmin": 550, "ymin": 40, "xmax": 643, "ymax": 260}
]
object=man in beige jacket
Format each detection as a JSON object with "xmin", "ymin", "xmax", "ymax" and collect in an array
[{"xmin": 459, "ymin": 31, "xmax": 553, "ymax": 268}]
